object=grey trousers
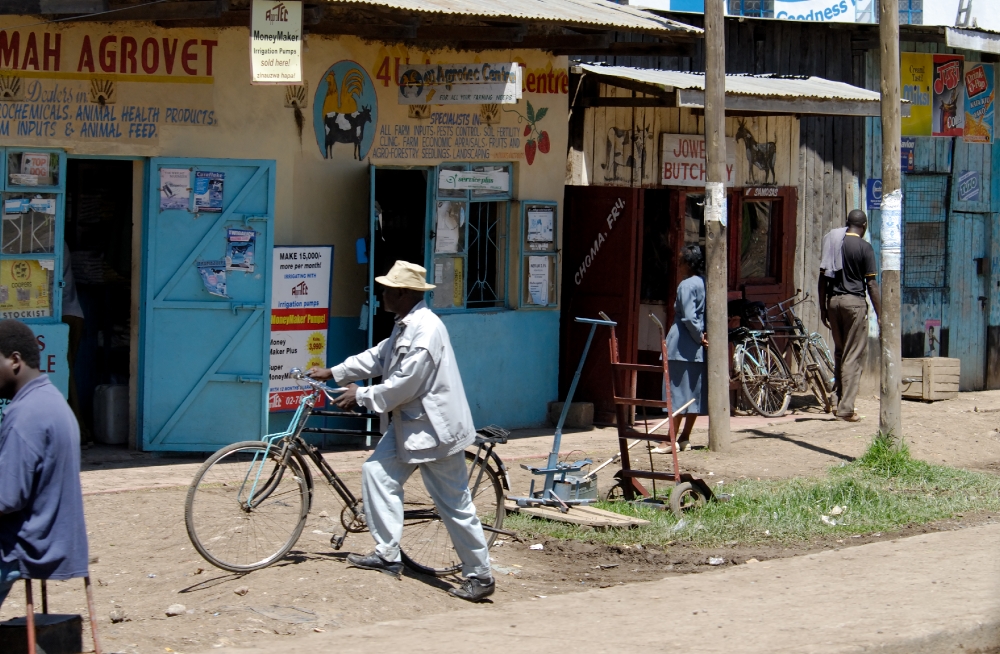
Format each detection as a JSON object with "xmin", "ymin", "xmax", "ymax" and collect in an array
[
  {"xmin": 828, "ymin": 294, "xmax": 869, "ymax": 417},
  {"xmin": 361, "ymin": 425, "xmax": 492, "ymax": 579}
]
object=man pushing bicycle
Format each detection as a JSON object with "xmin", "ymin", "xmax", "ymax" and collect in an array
[{"xmin": 308, "ymin": 260, "xmax": 494, "ymax": 602}]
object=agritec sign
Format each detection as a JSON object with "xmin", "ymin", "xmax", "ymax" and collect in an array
[
  {"xmin": 250, "ymin": 0, "xmax": 302, "ymax": 84},
  {"xmin": 397, "ymin": 63, "xmax": 522, "ymax": 105}
]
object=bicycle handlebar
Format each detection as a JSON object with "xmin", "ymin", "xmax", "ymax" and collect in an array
[{"xmin": 289, "ymin": 367, "xmax": 347, "ymax": 401}]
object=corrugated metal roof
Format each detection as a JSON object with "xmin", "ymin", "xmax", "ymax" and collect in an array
[
  {"xmin": 323, "ymin": 0, "xmax": 702, "ymax": 34},
  {"xmin": 575, "ymin": 64, "xmax": 883, "ymax": 102}
]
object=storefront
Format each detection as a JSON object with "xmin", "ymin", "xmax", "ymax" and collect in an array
[
  {"xmin": 0, "ymin": 6, "xmax": 698, "ymax": 449},
  {"xmin": 563, "ymin": 65, "xmax": 886, "ymax": 420}
]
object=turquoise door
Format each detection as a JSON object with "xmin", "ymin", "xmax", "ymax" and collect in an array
[
  {"xmin": 141, "ymin": 158, "xmax": 275, "ymax": 451},
  {"xmin": 946, "ymin": 212, "xmax": 988, "ymax": 390}
]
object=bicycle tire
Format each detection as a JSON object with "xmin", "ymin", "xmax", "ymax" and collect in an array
[
  {"xmin": 185, "ymin": 441, "xmax": 310, "ymax": 573},
  {"xmin": 738, "ymin": 340, "xmax": 792, "ymax": 417},
  {"xmin": 400, "ymin": 450, "xmax": 505, "ymax": 577}
]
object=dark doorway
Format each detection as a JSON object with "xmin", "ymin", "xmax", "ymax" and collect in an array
[
  {"xmin": 372, "ymin": 168, "xmax": 427, "ymax": 343},
  {"xmin": 65, "ymin": 159, "xmax": 133, "ymax": 444}
]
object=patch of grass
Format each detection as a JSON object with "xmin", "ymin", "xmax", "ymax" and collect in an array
[{"xmin": 506, "ymin": 435, "xmax": 1000, "ymax": 548}]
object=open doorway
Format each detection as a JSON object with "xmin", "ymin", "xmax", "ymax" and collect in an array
[
  {"xmin": 372, "ymin": 168, "xmax": 428, "ymax": 343},
  {"xmin": 65, "ymin": 159, "xmax": 134, "ymax": 446}
]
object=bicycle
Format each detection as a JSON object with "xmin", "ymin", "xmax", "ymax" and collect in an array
[
  {"xmin": 730, "ymin": 325, "xmax": 793, "ymax": 418},
  {"xmin": 184, "ymin": 369, "xmax": 510, "ymax": 576},
  {"xmin": 762, "ymin": 292, "xmax": 836, "ymax": 413}
]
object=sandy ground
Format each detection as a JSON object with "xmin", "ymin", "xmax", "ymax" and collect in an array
[{"xmin": 2, "ymin": 391, "xmax": 998, "ymax": 653}]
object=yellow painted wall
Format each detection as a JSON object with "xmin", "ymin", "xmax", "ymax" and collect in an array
[{"xmin": 0, "ymin": 19, "xmax": 569, "ymax": 317}]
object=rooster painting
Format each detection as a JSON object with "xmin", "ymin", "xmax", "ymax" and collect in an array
[{"xmin": 322, "ymin": 68, "xmax": 364, "ymax": 116}]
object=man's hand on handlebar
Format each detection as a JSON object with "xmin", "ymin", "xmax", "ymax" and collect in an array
[
  {"xmin": 307, "ymin": 366, "xmax": 333, "ymax": 381},
  {"xmin": 333, "ymin": 383, "xmax": 360, "ymax": 409}
]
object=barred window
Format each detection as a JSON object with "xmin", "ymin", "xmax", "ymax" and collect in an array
[
  {"xmin": 727, "ymin": 0, "xmax": 773, "ymax": 18},
  {"xmin": 902, "ymin": 175, "xmax": 947, "ymax": 288}
]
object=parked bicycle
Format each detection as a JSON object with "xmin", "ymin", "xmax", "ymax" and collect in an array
[
  {"xmin": 184, "ymin": 369, "xmax": 510, "ymax": 575},
  {"xmin": 729, "ymin": 324, "xmax": 793, "ymax": 418},
  {"xmin": 761, "ymin": 292, "xmax": 837, "ymax": 413}
]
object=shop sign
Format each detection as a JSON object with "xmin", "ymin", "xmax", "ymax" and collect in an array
[
  {"xmin": 397, "ymin": 63, "xmax": 521, "ymax": 105},
  {"xmin": 660, "ymin": 134, "xmax": 737, "ymax": 187},
  {"xmin": 866, "ymin": 178, "xmax": 882, "ymax": 211},
  {"xmin": 268, "ymin": 246, "xmax": 332, "ymax": 412},
  {"xmin": 771, "ymin": 0, "xmax": 854, "ymax": 22},
  {"xmin": 745, "ymin": 187, "xmax": 780, "ymax": 198},
  {"xmin": 437, "ymin": 169, "xmax": 509, "ymax": 192},
  {"xmin": 963, "ymin": 63, "xmax": 993, "ymax": 144},
  {"xmin": 0, "ymin": 21, "xmax": 217, "ymax": 144},
  {"xmin": 250, "ymin": 0, "xmax": 302, "ymax": 84}
]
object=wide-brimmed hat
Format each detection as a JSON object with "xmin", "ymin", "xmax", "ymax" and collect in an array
[{"xmin": 375, "ymin": 260, "xmax": 436, "ymax": 291}]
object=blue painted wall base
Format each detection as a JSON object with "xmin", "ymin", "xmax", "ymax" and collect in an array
[{"xmin": 441, "ymin": 310, "xmax": 559, "ymax": 429}]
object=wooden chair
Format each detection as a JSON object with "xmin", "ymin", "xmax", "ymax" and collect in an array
[{"xmin": 22, "ymin": 576, "xmax": 102, "ymax": 654}]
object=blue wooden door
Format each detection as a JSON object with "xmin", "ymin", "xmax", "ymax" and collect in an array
[
  {"xmin": 945, "ymin": 212, "xmax": 988, "ymax": 390},
  {"xmin": 142, "ymin": 159, "xmax": 275, "ymax": 451}
]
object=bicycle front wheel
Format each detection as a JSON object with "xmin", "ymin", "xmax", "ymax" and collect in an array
[
  {"xmin": 804, "ymin": 347, "xmax": 834, "ymax": 413},
  {"xmin": 400, "ymin": 450, "xmax": 505, "ymax": 577},
  {"xmin": 185, "ymin": 441, "xmax": 310, "ymax": 573},
  {"xmin": 739, "ymin": 340, "xmax": 792, "ymax": 417}
]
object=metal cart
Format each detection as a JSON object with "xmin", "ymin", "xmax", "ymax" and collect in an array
[{"xmin": 602, "ymin": 312, "xmax": 714, "ymax": 517}]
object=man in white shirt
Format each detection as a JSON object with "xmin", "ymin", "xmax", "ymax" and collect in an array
[{"xmin": 308, "ymin": 260, "xmax": 494, "ymax": 602}]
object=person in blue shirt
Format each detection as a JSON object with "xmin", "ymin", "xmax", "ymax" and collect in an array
[
  {"xmin": 653, "ymin": 245, "xmax": 708, "ymax": 454},
  {"xmin": 0, "ymin": 319, "xmax": 89, "ymax": 608}
]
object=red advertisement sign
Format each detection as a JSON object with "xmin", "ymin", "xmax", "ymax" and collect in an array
[{"xmin": 932, "ymin": 54, "xmax": 964, "ymax": 137}]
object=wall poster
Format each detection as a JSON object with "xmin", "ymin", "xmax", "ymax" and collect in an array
[
  {"xmin": 269, "ymin": 245, "xmax": 333, "ymax": 412},
  {"xmin": 250, "ymin": 0, "xmax": 303, "ymax": 84},
  {"xmin": 901, "ymin": 53, "xmax": 933, "ymax": 137},
  {"xmin": 932, "ymin": 54, "xmax": 965, "ymax": 137},
  {"xmin": 963, "ymin": 62, "xmax": 994, "ymax": 144}
]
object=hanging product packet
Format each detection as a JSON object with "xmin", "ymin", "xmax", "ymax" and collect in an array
[
  {"xmin": 197, "ymin": 260, "xmax": 228, "ymax": 297},
  {"xmin": 226, "ymin": 228, "xmax": 256, "ymax": 271}
]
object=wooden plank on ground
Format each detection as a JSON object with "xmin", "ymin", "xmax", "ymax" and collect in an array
[{"xmin": 504, "ymin": 501, "xmax": 650, "ymax": 529}]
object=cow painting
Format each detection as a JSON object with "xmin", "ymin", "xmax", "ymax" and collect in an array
[{"xmin": 324, "ymin": 105, "xmax": 373, "ymax": 160}]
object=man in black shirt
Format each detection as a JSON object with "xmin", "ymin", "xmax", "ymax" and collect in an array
[{"xmin": 818, "ymin": 210, "xmax": 882, "ymax": 422}]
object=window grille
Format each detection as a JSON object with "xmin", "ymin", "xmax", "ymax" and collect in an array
[
  {"xmin": 466, "ymin": 202, "xmax": 504, "ymax": 309},
  {"xmin": 902, "ymin": 175, "xmax": 947, "ymax": 288}
]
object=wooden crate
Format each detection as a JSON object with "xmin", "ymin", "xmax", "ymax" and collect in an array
[{"xmin": 901, "ymin": 357, "xmax": 960, "ymax": 401}]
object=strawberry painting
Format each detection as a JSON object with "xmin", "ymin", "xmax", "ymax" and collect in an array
[{"xmin": 506, "ymin": 101, "xmax": 549, "ymax": 165}]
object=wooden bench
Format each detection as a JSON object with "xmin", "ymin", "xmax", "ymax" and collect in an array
[{"xmin": 901, "ymin": 357, "xmax": 960, "ymax": 401}]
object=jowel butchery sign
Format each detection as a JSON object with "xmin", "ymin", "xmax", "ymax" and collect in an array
[{"xmin": 661, "ymin": 134, "xmax": 737, "ymax": 186}]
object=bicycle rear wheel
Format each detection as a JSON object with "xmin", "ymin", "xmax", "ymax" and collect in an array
[
  {"xmin": 400, "ymin": 450, "xmax": 505, "ymax": 576},
  {"xmin": 739, "ymin": 340, "xmax": 792, "ymax": 417},
  {"xmin": 185, "ymin": 441, "xmax": 310, "ymax": 573}
]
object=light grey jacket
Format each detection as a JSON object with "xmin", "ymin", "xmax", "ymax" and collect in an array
[{"xmin": 330, "ymin": 301, "xmax": 476, "ymax": 464}]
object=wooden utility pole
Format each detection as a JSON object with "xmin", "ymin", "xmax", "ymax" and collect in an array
[
  {"xmin": 879, "ymin": 0, "xmax": 903, "ymax": 442},
  {"xmin": 704, "ymin": 0, "xmax": 730, "ymax": 452}
]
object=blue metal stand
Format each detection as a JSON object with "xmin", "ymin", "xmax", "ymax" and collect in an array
[{"xmin": 508, "ymin": 316, "xmax": 617, "ymax": 511}]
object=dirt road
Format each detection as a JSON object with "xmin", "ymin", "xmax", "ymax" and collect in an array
[
  {"xmin": 210, "ymin": 522, "xmax": 1000, "ymax": 654},
  {"xmin": 1, "ymin": 391, "xmax": 997, "ymax": 653}
]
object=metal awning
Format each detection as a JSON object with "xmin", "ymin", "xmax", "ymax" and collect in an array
[
  {"xmin": 946, "ymin": 27, "xmax": 1000, "ymax": 54},
  {"xmin": 323, "ymin": 0, "xmax": 703, "ymax": 35},
  {"xmin": 573, "ymin": 64, "xmax": 909, "ymax": 117}
]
